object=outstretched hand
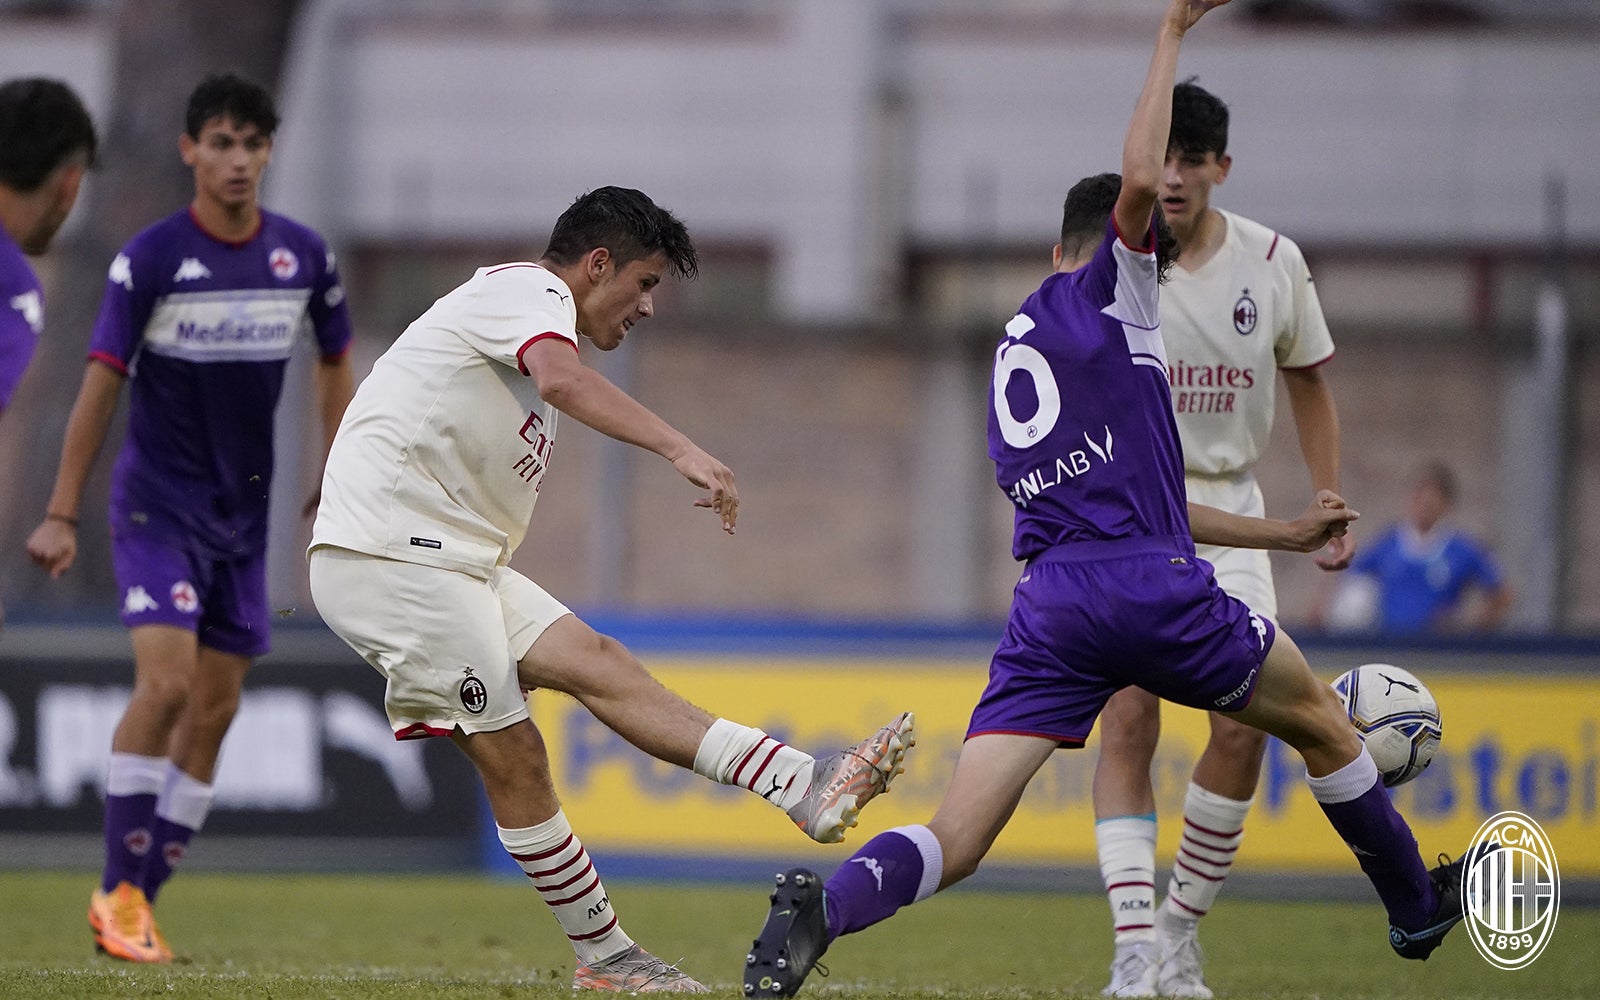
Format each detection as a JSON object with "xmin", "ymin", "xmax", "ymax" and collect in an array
[
  {"xmin": 674, "ymin": 446, "xmax": 739, "ymax": 534},
  {"xmin": 1285, "ymin": 489, "xmax": 1359, "ymax": 554}
]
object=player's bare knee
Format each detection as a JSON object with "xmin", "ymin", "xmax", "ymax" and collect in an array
[
  {"xmin": 1207, "ymin": 712, "xmax": 1269, "ymax": 765},
  {"xmin": 130, "ymin": 674, "xmax": 190, "ymax": 718},
  {"xmin": 190, "ymin": 690, "xmax": 242, "ymax": 742},
  {"xmin": 1098, "ymin": 688, "xmax": 1160, "ymax": 760}
]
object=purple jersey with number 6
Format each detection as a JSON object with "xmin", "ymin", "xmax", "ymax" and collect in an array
[
  {"xmin": 88, "ymin": 208, "xmax": 352, "ymax": 556},
  {"xmin": 972, "ymin": 215, "xmax": 1273, "ymax": 746},
  {"xmin": 988, "ymin": 217, "xmax": 1189, "ymax": 560},
  {"xmin": 0, "ymin": 223, "xmax": 44, "ymax": 414}
]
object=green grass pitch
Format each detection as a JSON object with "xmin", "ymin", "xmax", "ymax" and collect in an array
[{"xmin": 0, "ymin": 870, "xmax": 1593, "ymax": 999}]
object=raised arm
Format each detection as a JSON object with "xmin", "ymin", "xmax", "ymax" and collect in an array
[
  {"xmin": 1114, "ymin": 0, "xmax": 1230, "ymax": 243},
  {"xmin": 520, "ymin": 337, "xmax": 739, "ymax": 533}
]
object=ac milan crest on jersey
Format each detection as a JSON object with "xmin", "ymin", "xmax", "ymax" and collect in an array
[
  {"xmin": 1232, "ymin": 292, "xmax": 1257, "ymax": 335},
  {"xmin": 269, "ymin": 247, "xmax": 299, "ymax": 279}
]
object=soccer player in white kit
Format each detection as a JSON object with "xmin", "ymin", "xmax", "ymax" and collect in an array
[
  {"xmin": 309, "ymin": 187, "xmax": 913, "ymax": 993},
  {"xmin": 1091, "ymin": 82, "xmax": 1354, "ymax": 999}
]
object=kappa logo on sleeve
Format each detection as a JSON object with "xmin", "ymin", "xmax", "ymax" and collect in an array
[
  {"xmin": 8, "ymin": 290, "xmax": 42, "ymax": 334},
  {"xmin": 109, "ymin": 253, "xmax": 134, "ymax": 291}
]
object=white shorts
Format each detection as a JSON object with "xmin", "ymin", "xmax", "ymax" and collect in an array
[
  {"xmin": 1185, "ymin": 472, "xmax": 1279, "ymax": 623},
  {"xmin": 309, "ymin": 545, "xmax": 572, "ymax": 739}
]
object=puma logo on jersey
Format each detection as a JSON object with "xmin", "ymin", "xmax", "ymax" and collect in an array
[{"xmin": 546, "ymin": 287, "xmax": 571, "ymax": 304}]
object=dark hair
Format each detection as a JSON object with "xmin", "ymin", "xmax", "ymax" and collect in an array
[
  {"xmin": 185, "ymin": 73, "xmax": 279, "ymax": 139},
  {"xmin": 1170, "ymin": 78, "xmax": 1228, "ymax": 158},
  {"xmin": 1059, "ymin": 173, "xmax": 1180, "ymax": 282},
  {"xmin": 1413, "ymin": 460, "xmax": 1458, "ymax": 505},
  {"xmin": 543, "ymin": 186, "xmax": 698, "ymax": 280},
  {"xmin": 0, "ymin": 77, "xmax": 97, "ymax": 192}
]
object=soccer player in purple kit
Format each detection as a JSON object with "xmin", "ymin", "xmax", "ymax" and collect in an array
[
  {"xmin": 0, "ymin": 78, "xmax": 97, "ymax": 423},
  {"xmin": 26, "ymin": 74, "xmax": 355, "ymax": 963},
  {"xmin": 741, "ymin": 2, "xmax": 1490, "ymax": 994}
]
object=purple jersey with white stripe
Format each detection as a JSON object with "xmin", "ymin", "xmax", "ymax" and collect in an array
[
  {"xmin": 0, "ymin": 223, "xmax": 44, "ymax": 414},
  {"xmin": 89, "ymin": 208, "xmax": 352, "ymax": 555},
  {"xmin": 988, "ymin": 217, "xmax": 1190, "ymax": 561}
]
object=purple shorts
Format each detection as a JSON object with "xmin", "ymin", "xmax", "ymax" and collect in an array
[
  {"xmin": 111, "ymin": 530, "xmax": 271, "ymax": 657},
  {"xmin": 968, "ymin": 535, "xmax": 1275, "ymax": 747}
]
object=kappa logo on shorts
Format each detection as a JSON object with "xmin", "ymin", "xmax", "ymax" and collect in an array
[
  {"xmin": 459, "ymin": 667, "xmax": 488, "ymax": 715},
  {"xmin": 122, "ymin": 586, "xmax": 160, "ymax": 615}
]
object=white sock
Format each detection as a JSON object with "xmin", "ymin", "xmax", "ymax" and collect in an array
[
  {"xmin": 890, "ymin": 824, "xmax": 946, "ymax": 903},
  {"xmin": 692, "ymin": 718, "xmax": 815, "ymax": 811},
  {"xmin": 499, "ymin": 812, "xmax": 634, "ymax": 966},
  {"xmin": 1305, "ymin": 747, "xmax": 1380, "ymax": 804},
  {"xmin": 155, "ymin": 764, "xmax": 215, "ymax": 832},
  {"xmin": 1160, "ymin": 782, "xmax": 1252, "ymax": 929},
  {"xmin": 106, "ymin": 752, "xmax": 168, "ymax": 797},
  {"xmin": 1097, "ymin": 814, "xmax": 1157, "ymax": 945}
]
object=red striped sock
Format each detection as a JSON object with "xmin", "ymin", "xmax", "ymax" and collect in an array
[
  {"xmin": 1097, "ymin": 815, "xmax": 1158, "ymax": 945},
  {"xmin": 500, "ymin": 812, "xmax": 632, "ymax": 966},
  {"xmin": 693, "ymin": 719, "xmax": 814, "ymax": 810},
  {"xmin": 1162, "ymin": 782, "xmax": 1250, "ymax": 928}
]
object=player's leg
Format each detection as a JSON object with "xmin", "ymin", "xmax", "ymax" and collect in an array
[
  {"xmin": 1090, "ymin": 686, "xmax": 1162, "ymax": 997},
  {"xmin": 308, "ymin": 547, "xmax": 704, "ymax": 992},
  {"xmin": 454, "ymin": 719, "xmax": 704, "ymax": 992},
  {"xmin": 745, "ymin": 733, "xmax": 1057, "ymax": 998},
  {"xmin": 1152, "ymin": 539, "xmax": 1274, "ymax": 999},
  {"xmin": 94, "ymin": 529, "xmax": 212, "ymax": 963},
  {"xmin": 1228, "ymin": 628, "xmax": 1478, "ymax": 958},
  {"xmin": 143, "ymin": 549, "xmax": 268, "ymax": 908},
  {"xmin": 141, "ymin": 645, "xmax": 248, "ymax": 907},
  {"xmin": 503, "ymin": 571, "xmax": 911, "ymax": 844},
  {"xmin": 747, "ymin": 558, "xmax": 1110, "ymax": 997},
  {"xmin": 91, "ymin": 623, "xmax": 194, "ymax": 963},
  {"xmin": 1149, "ymin": 712, "xmax": 1265, "ymax": 999}
]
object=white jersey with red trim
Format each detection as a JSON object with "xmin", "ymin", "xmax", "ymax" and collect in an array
[
  {"xmin": 1161, "ymin": 209, "xmax": 1333, "ymax": 477},
  {"xmin": 311, "ymin": 263, "xmax": 578, "ymax": 578}
]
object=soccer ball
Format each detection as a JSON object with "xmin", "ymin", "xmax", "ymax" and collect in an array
[{"xmin": 1331, "ymin": 663, "xmax": 1442, "ymax": 788}]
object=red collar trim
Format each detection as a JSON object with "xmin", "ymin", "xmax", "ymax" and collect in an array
[{"xmin": 187, "ymin": 204, "xmax": 262, "ymax": 248}]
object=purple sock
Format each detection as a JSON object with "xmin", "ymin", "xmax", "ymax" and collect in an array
[
  {"xmin": 101, "ymin": 791, "xmax": 158, "ymax": 893},
  {"xmin": 142, "ymin": 816, "xmax": 196, "ymax": 903},
  {"xmin": 823, "ymin": 826, "xmax": 943, "ymax": 941},
  {"xmin": 1308, "ymin": 750, "xmax": 1434, "ymax": 930},
  {"xmin": 101, "ymin": 754, "xmax": 168, "ymax": 894},
  {"xmin": 142, "ymin": 766, "xmax": 215, "ymax": 903}
]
